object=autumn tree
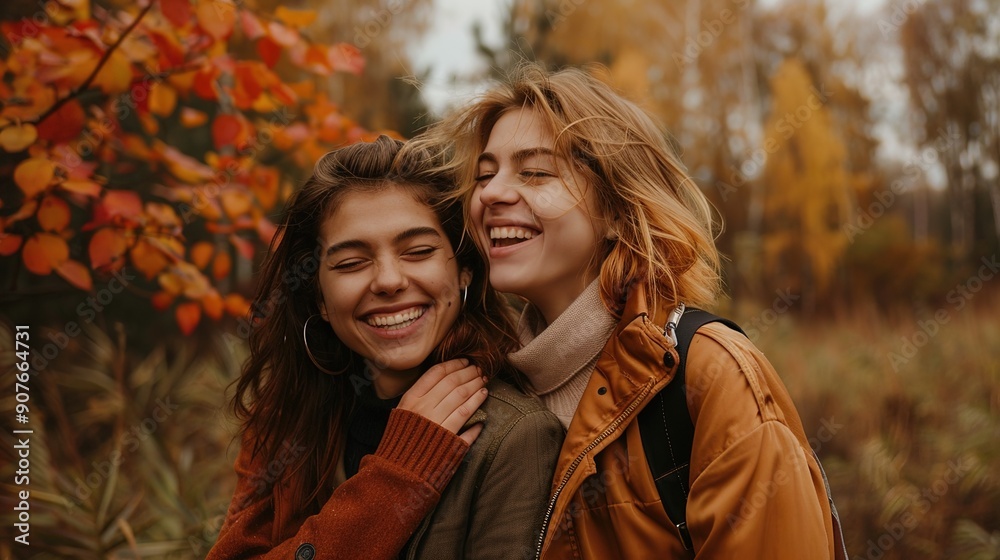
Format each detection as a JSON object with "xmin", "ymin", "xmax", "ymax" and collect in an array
[
  {"xmin": 0, "ymin": 0, "xmax": 380, "ymax": 334},
  {"xmin": 759, "ymin": 57, "xmax": 852, "ymax": 314},
  {"xmin": 899, "ymin": 0, "xmax": 1000, "ymax": 261}
]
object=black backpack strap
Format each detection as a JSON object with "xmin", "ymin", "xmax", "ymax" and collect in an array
[{"xmin": 638, "ymin": 308, "xmax": 745, "ymax": 552}]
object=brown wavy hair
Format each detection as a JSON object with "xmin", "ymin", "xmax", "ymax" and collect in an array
[
  {"xmin": 231, "ymin": 135, "xmax": 519, "ymax": 517},
  {"xmin": 407, "ymin": 63, "xmax": 722, "ymax": 317}
]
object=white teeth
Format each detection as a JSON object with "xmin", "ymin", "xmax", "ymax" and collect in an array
[
  {"xmin": 366, "ymin": 307, "xmax": 425, "ymax": 329},
  {"xmin": 490, "ymin": 227, "xmax": 536, "ymax": 240}
]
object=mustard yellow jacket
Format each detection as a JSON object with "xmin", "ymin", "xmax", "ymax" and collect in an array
[{"xmin": 537, "ymin": 285, "xmax": 837, "ymax": 559}]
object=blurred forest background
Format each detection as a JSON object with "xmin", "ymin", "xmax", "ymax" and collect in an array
[{"xmin": 0, "ymin": 0, "xmax": 998, "ymax": 558}]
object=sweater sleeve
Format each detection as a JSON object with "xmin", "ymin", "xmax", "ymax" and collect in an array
[
  {"xmin": 464, "ymin": 409, "xmax": 565, "ymax": 560},
  {"xmin": 206, "ymin": 408, "xmax": 469, "ymax": 560}
]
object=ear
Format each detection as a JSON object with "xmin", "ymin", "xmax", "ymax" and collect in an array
[
  {"xmin": 459, "ymin": 267, "xmax": 473, "ymax": 289},
  {"xmin": 317, "ymin": 299, "xmax": 329, "ymax": 323}
]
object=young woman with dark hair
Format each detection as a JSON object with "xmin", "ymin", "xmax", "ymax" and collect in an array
[{"xmin": 208, "ymin": 135, "xmax": 563, "ymax": 560}]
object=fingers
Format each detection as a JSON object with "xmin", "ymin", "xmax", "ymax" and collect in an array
[
  {"xmin": 440, "ymin": 386, "xmax": 489, "ymax": 434},
  {"xmin": 404, "ymin": 358, "xmax": 470, "ymax": 399},
  {"xmin": 457, "ymin": 422, "xmax": 483, "ymax": 446},
  {"xmin": 405, "ymin": 363, "xmax": 482, "ymax": 412}
]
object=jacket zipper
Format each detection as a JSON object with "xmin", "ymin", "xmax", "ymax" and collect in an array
[{"xmin": 533, "ymin": 383, "xmax": 654, "ymax": 560}]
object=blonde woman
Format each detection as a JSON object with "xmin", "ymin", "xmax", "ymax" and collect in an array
[{"xmin": 409, "ymin": 64, "xmax": 845, "ymax": 559}]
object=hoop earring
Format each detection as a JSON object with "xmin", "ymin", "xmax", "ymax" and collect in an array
[
  {"xmin": 303, "ymin": 314, "xmax": 347, "ymax": 375},
  {"xmin": 461, "ymin": 285, "xmax": 469, "ymax": 308}
]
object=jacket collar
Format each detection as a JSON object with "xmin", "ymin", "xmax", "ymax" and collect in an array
[{"xmin": 558, "ymin": 284, "xmax": 680, "ymax": 463}]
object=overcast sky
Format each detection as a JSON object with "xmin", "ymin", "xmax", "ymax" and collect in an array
[{"xmin": 409, "ymin": 0, "xmax": 890, "ymax": 115}]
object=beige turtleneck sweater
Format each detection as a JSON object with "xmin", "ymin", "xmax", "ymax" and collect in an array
[{"xmin": 507, "ymin": 280, "xmax": 618, "ymax": 428}]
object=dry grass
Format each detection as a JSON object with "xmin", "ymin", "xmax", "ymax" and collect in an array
[{"xmin": 747, "ymin": 298, "xmax": 1000, "ymax": 560}]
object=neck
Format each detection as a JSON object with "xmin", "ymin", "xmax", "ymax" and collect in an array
[{"xmin": 369, "ymin": 367, "xmax": 422, "ymax": 399}]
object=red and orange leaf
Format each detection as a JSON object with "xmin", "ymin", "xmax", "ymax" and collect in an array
[
  {"xmin": 101, "ymin": 190, "xmax": 143, "ymax": 222},
  {"xmin": 145, "ymin": 202, "xmax": 181, "ymax": 229},
  {"xmin": 329, "ymin": 43, "xmax": 365, "ymax": 75},
  {"xmin": 60, "ymin": 179, "xmax": 103, "ymax": 198},
  {"xmin": 131, "ymin": 239, "xmax": 170, "ymax": 279},
  {"xmin": 190, "ymin": 241, "xmax": 214, "ymax": 269},
  {"xmin": 151, "ymin": 291, "xmax": 175, "ymax": 310},
  {"xmin": 14, "ymin": 158, "xmax": 56, "ymax": 199},
  {"xmin": 196, "ymin": 0, "xmax": 237, "ymax": 40},
  {"xmin": 257, "ymin": 36, "xmax": 281, "ymax": 68},
  {"xmin": 193, "ymin": 66, "xmax": 219, "ymax": 101},
  {"xmin": 161, "ymin": 0, "xmax": 193, "ymax": 27},
  {"xmin": 212, "ymin": 250, "xmax": 231, "ymax": 280},
  {"xmin": 55, "ymin": 259, "xmax": 93, "ymax": 290},
  {"xmin": 149, "ymin": 30, "xmax": 187, "ymax": 69},
  {"xmin": 274, "ymin": 7, "xmax": 317, "ymax": 28},
  {"xmin": 220, "ymin": 189, "xmax": 252, "ymax": 218},
  {"xmin": 239, "ymin": 11, "xmax": 266, "ymax": 40},
  {"xmin": 0, "ymin": 122, "xmax": 38, "ymax": 152},
  {"xmin": 176, "ymin": 301, "xmax": 202, "ymax": 335},
  {"xmin": 37, "ymin": 196, "xmax": 71, "ymax": 232},
  {"xmin": 304, "ymin": 44, "xmax": 331, "ymax": 75},
  {"xmin": 36, "ymin": 99, "xmax": 86, "ymax": 144},
  {"xmin": 267, "ymin": 20, "xmax": 299, "ymax": 47},
  {"xmin": 181, "ymin": 107, "xmax": 208, "ymax": 127},
  {"xmin": 287, "ymin": 80, "xmax": 315, "ymax": 100},
  {"xmin": 211, "ymin": 114, "xmax": 243, "ymax": 150},
  {"xmin": 2, "ymin": 80, "xmax": 56, "ymax": 121},
  {"xmin": 149, "ymin": 82, "xmax": 178, "ymax": 117},
  {"xmin": 6, "ymin": 200, "xmax": 39, "ymax": 225},
  {"xmin": 202, "ymin": 290, "xmax": 224, "ymax": 319},
  {"xmin": 93, "ymin": 50, "xmax": 132, "ymax": 94},
  {"xmin": 89, "ymin": 227, "xmax": 129, "ymax": 268},
  {"xmin": 224, "ymin": 293, "xmax": 250, "ymax": 317},
  {"xmin": 229, "ymin": 234, "xmax": 254, "ymax": 260},
  {"xmin": 0, "ymin": 234, "xmax": 23, "ymax": 256},
  {"xmin": 23, "ymin": 233, "xmax": 69, "ymax": 275},
  {"xmin": 250, "ymin": 167, "xmax": 279, "ymax": 210}
]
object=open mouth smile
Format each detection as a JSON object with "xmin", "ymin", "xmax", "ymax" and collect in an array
[
  {"xmin": 364, "ymin": 306, "xmax": 427, "ymax": 331},
  {"xmin": 489, "ymin": 226, "xmax": 539, "ymax": 248}
]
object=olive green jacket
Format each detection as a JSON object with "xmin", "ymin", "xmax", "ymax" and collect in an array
[{"xmin": 406, "ymin": 379, "xmax": 563, "ymax": 560}]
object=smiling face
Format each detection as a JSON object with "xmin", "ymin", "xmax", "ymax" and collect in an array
[
  {"xmin": 471, "ymin": 108, "xmax": 606, "ymax": 325},
  {"xmin": 317, "ymin": 186, "xmax": 468, "ymax": 392}
]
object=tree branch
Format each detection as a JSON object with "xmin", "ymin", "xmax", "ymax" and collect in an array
[{"xmin": 32, "ymin": 1, "xmax": 156, "ymax": 126}]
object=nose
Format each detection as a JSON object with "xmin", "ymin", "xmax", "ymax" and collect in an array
[
  {"xmin": 477, "ymin": 171, "xmax": 521, "ymax": 207},
  {"xmin": 370, "ymin": 259, "xmax": 408, "ymax": 295}
]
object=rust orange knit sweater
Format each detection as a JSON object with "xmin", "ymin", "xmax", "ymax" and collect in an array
[{"xmin": 206, "ymin": 408, "xmax": 468, "ymax": 560}]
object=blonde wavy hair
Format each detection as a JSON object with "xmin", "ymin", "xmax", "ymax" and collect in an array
[{"xmin": 407, "ymin": 63, "xmax": 721, "ymax": 316}]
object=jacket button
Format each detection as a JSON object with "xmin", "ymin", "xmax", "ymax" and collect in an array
[
  {"xmin": 663, "ymin": 351, "xmax": 676, "ymax": 369},
  {"xmin": 295, "ymin": 543, "xmax": 315, "ymax": 560},
  {"xmin": 597, "ymin": 386, "xmax": 608, "ymax": 395}
]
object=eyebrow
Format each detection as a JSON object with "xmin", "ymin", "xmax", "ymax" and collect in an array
[
  {"xmin": 325, "ymin": 226, "xmax": 443, "ymax": 256},
  {"xmin": 477, "ymin": 147, "xmax": 560, "ymax": 166}
]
